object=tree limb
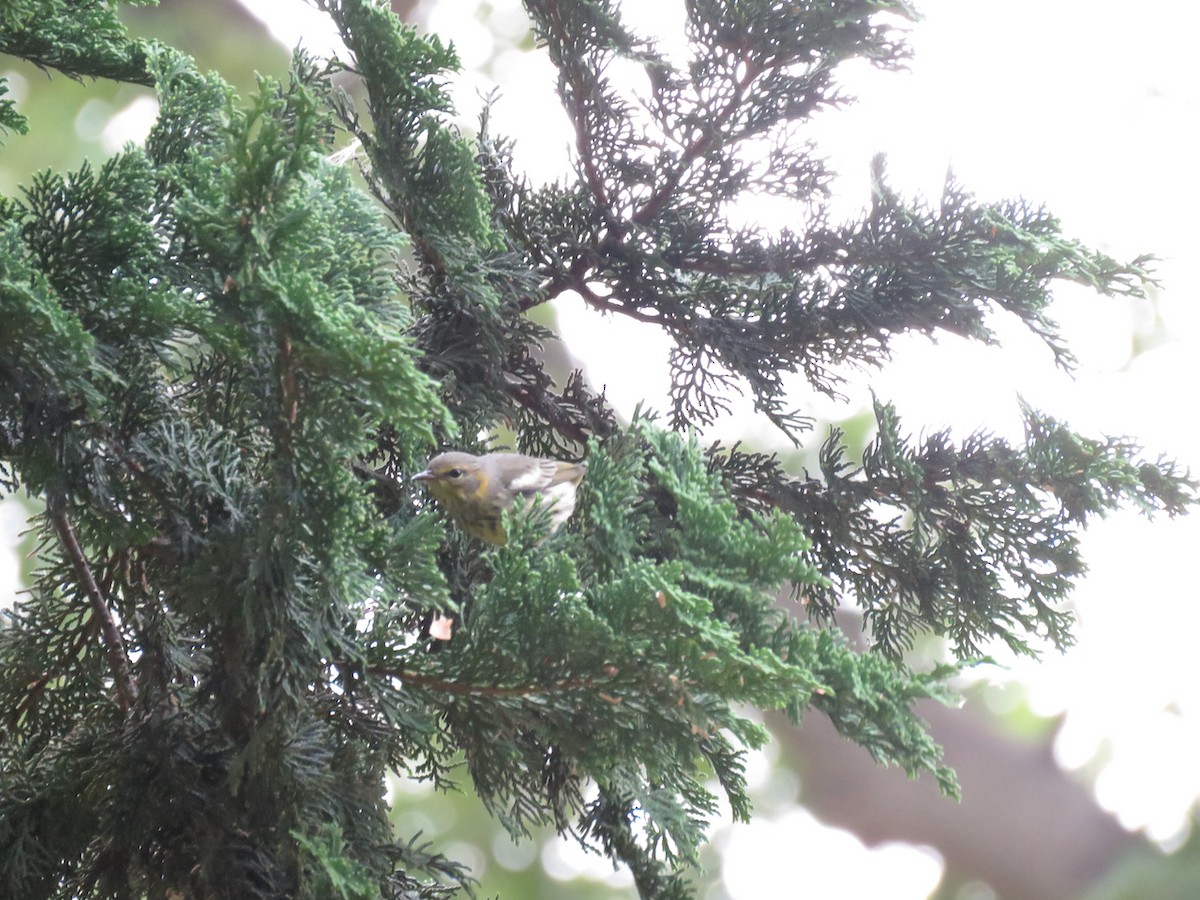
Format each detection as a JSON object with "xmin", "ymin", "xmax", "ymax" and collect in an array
[{"xmin": 50, "ymin": 509, "xmax": 138, "ymax": 712}]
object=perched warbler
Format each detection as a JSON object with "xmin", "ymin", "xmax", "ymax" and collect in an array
[{"xmin": 413, "ymin": 451, "xmax": 586, "ymax": 545}]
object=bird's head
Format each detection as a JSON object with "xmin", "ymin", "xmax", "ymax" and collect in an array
[{"xmin": 412, "ymin": 451, "xmax": 489, "ymax": 507}]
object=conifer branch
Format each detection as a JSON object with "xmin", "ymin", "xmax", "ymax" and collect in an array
[
  {"xmin": 370, "ymin": 666, "xmax": 612, "ymax": 698},
  {"xmin": 50, "ymin": 509, "xmax": 138, "ymax": 712},
  {"xmin": 10, "ymin": 622, "xmax": 96, "ymax": 730},
  {"xmin": 631, "ymin": 57, "xmax": 761, "ymax": 227},
  {"xmin": 540, "ymin": 2, "xmax": 613, "ymax": 214},
  {"xmin": 564, "ymin": 264, "xmax": 668, "ymax": 326},
  {"xmin": 503, "ymin": 381, "xmax": 593, "ymax": 446},
  {"xmin": 277, "ymin": 331, "xmax": 299, "ymax": 435}
]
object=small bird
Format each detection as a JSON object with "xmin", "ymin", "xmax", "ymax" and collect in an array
[{"xmin": 412, "ymin": 451, "xmax": 586, "ymax": 545}]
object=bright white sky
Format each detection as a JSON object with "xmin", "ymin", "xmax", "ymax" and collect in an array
[{"xmin": 3, "ymin": 1, "xmax": 1197, "ymax": 897}]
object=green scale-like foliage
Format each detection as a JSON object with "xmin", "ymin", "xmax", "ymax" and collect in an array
[
  {"xmin": 0, "ymin": 0, "xmax": 159, "ymax": 86},
  {"xmin": 363, "ymin": 422, "xmax": 953, "ymax": 897},
  {"xmin": 0, "ymin": 9, "xmax": 450, "ymax": 896},
  {"xmin": 0, "ymin": 1, "xmax": 1195, "ymax": 899}
]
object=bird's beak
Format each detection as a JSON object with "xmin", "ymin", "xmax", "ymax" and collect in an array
[{"xmin": 411, "ymin": 469, "xmax": 435, "ymax": 483}]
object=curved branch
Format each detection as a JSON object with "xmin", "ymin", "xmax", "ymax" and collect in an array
[{"xmin": 631, "ymin": 57, "xmax": 762, "ymax": 226}]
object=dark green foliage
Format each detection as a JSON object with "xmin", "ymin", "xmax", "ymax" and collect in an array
[
  {"xmin": 0, "ymin": 0, "xmax": 158, "ymax": 86},
  {"xmin": 514, "ymin": 2, "xmax": 1153, "ymax": 438},
  {"xmin": 711, "ymin": 397, "xmax": 1192, "ymax": 658},
  {"xmin": 0, "ymin": 1, "xmax": 1194, "ymax": 899},
  {"xmin": 0, "ymin": 79, "xmax": 28, "ymax": 137}
]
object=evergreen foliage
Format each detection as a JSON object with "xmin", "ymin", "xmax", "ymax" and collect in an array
[{"xmin": 0, "ymin": 1, "xmax": 1193, "ymax": 898}]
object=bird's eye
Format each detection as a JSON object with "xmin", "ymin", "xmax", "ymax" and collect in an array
[{"xmin": 446, "ymin": 468, "xmax": 464, "ymax": 478}]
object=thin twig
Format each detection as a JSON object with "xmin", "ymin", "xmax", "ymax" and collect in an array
[
  {"xmin": 569, "ymin": 269, "xmax": 668, "ymax": 327},
  {"xmin": 631, "ymin": 56, "xmax": 763, "ymax": 226},
  {"xmin": 369, "ymin": 666, "xmax": 610, "ymax": 699},
  {"xmin": 503, "ymin": 382, "xmax": 591, "ymax": 447},
  {"xmin": 51, "ymin": 509, "xmax": 138, "ymax": 712},
  {"xmin": 544, "ymin": 3, "xmax": 612, "ymax": 214}
]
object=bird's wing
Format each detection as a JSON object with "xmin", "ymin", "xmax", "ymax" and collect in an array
[
  {"xmin": 507, "ymin": 458, "xmax": 562, "ymax": 496},
  {"xmin": 504, "ymin": 457, "xmax": 585, "ymax": 531}
]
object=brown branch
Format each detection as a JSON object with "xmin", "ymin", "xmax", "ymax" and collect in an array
[
  {"xmin": 544, "ymin": 3, "xmax": 612, "ymax": 214},
  {"xmin": 775, "ymin": 701, "xmax": 1138, "ymax": 898},
  {"xmin": 50, "ymin": 509, "xmax": 138, "ymax": 712},
  {"xmin": 631, "ymin": 56, "xmax": 763, "ymax": 226},
  {"xmin": 572, "ymin": 84, "xmax": 612, "ymax": 213},
  {"xmin": 503, "ymin": 381, "xmax": 592, "ymax": 447},
  {"xmin": 569, "ymin": 267, "xmax": 668, "ymax": 327},
  {"xmin": 277, "ymin": 331, "xmax": 298, "ymax": 430}
]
